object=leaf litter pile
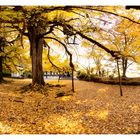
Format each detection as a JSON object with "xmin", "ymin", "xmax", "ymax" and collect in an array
[{"xmin": 0, "ymin": 78, "xmax": 140, "ymax": 134}]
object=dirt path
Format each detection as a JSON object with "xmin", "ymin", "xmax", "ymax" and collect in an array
[{"xmin": 0, "ymin": 78, "xmax": 140, "ymax": 134}]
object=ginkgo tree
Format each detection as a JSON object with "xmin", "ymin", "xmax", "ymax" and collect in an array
[
  {"xmin": 97, "ymin": 18, "xmax": 140, "ymax": 78},
  {"xmin": 0, "ymin": 21, "xmax": 25, "ymax": 82},
  {"xmin": 0, "ymin": 6, "xmax": 79, "ymax": 85},
  {"xmin": 78, "ymin": 41, "xmax": 107, "ymax": 76},
  {"xmin": 0, "ymin": 6, "xmax": 139, "ymax": 87}
]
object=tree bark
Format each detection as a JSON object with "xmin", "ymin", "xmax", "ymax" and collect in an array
[
  {"xmin": 122, "ymin": 57, "xmax": 128, "ymax": 79},
  {"xmin": 116, "ymin": 59, "xmax": 123, "ymax": 96},
  {"xmin": 0, "ymin": 41, "xmax": 3, "ymax": 82},
  {"xmin": 71, "ymin": 68, "xmax": 74, "ymax": 92},
  {"xmin": 28, "ymin": 27, "xmax": 45, "ymax": 86},
  {"xmin": 0, "ymin": 56, "xmax": 3, "ymax": 82}
]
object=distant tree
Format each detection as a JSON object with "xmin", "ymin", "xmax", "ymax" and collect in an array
[
  {"xmin": 0, "ymin": 36, "xmax": 5, "ymax": 81},
  {"xmin": 0, "ymin": 22, "xmax": 23, "ymax": 81},
  {"xmin": 98, "ymin": 18, "xmax": 140, "ymax": 78}
]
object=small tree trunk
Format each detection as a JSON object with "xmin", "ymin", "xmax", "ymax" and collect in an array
[
  {"xmin": 122, "ymin": 57, "xmax": 128, "ymax": 79},
  {"xmin": 116, "ymin": 59, "xmax": 123, "ymax": 96},
  {"xmin": 58, "ymin": 72, "xmax": 60, "ymax": 83},
  {"xmin": 72, "ymin": 68, "xmax": 74, "ymax": 92}
]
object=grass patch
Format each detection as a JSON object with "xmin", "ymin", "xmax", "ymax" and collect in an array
[{"xmin": 77, "ymin": 72, "xmax": 140, "ymax": 85}]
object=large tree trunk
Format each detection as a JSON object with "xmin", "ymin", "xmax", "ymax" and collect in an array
[
  {"xmin": 32, "ymin": 39, "xmax": 45, "ymax": 85},
  {"xmin": 28, "ymin": 27, "xmax": 45, "ymax": 86}
]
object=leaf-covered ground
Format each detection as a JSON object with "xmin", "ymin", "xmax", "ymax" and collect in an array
[{"xmin": 0, "ymin": 78, "xmax": 140, "ymax": 134}]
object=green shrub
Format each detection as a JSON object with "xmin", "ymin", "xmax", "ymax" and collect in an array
[
  {"xmin": 77, "ymin": 71, "xmax": 102, "ymax": 82},
  {"xmin": 77, "ymin": 71, "xmax": 87, "ymax": 80},
  {"xmin": 27, "ymin": 73, "xmax": 32, "ymax": 78},
  {"xmin": 3, "ymin": 72, "xmax": 11, "ymax": 77},
  {"xmin": 84, "ymin": 74, "xmax": 90, "ymax": 81},
  {"xmin": 90, "ymin": 74, "xmax": 100, "ymax": 82},
  {"xmin": 23, "ymin": 71, "xmax": 32, "ymax": 78},
  {"xmin": 77, "ymin": 72, "xmax": 94, "ymax": 81}
]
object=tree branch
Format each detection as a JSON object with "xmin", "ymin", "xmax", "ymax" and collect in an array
[
  {"xmin": 43, "ymin": 40, "xmax": 62, "ymax": 71},
  {"xmin": 44, "ymin": 36, "xmax": 74, "ymax": 69},
  {"xmin": 65, "ymin": 24, "xmax": 120, "ymax": 58},
  {"xmin": 65, "ymin": 6, "xmax": 140, "ymax": 25}
]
